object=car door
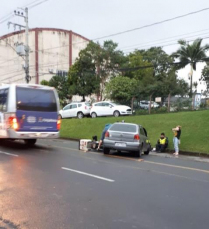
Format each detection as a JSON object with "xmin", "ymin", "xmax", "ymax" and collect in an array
[
  {"xmin": 62, "ymin": 104, "xmax": 71, "ymax": 118},
  {"xmin": 140, "ymin": 127, "xmax": 147, "ymax": 151},
  {"xmin": 93, "ymin": 102, "xmax": 103, "ymax": 116},
  {"xmin": 69, "ymin": 104, "xmax": 78, "ymax": 117},
  {"xmin": 102, "ymin": 102, "xmax": 112, "ymax": 116},
  {"xmin": 143, "ymin": 127, "xmax": 150, "ymax": 151}
]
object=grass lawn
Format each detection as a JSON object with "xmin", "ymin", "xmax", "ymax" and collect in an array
[{"xmin": 60, "ymin": 110, "xmax": 209, "ymax": 154}]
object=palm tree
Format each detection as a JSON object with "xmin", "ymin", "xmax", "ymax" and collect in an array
[{"xmin": 172, "ymin": 38, "xmax": 209, "ymax": 97}]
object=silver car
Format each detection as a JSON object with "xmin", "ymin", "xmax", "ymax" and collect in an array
[{"xmin": 103, "ymin": 123, "xmax": 151, "ymax": 157}]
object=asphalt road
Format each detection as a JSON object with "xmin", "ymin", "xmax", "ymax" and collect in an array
[{"xmin": 0, "ymin": 139, "xmax": 209, "ymax": 229}]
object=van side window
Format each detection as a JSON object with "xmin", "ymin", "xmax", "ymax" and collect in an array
[{"xmin": 0, "ymin": 89, "xmax": 8, "ymax": 112}]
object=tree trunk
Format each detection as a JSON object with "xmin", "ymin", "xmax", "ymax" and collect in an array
[
  {"xmin": 149, "ymin": 95, "xmax": 152, "ymax": 115},
  {"xmin": 192, "ymin": 93, "xmax": 195, "ymax": 110},
  {"xmin": 131, "ymin": 97, "xmax": 135, "ymax": 113},
  {"xmin": 190, "ymin": 64, "xmax": 193, "ymax": 98},
  {"xmin": 168, "ymin": 93, "xmax": 171, "ymax": 112},
  {"xmin": 82, "ymin": 95, "xmax": 85, "ymax": 102}
]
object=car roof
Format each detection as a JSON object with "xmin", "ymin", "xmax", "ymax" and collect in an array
[
  {"xmin": 112, "ymin": 122, "xmax": 140, "ymax": 126},
  {"xmin": 65, "ymin": 102, "xmax": 87, "ymax": 105},
  {"xmin": 93, "ymin": 101, "xmax": 114, "ymax": 104}
]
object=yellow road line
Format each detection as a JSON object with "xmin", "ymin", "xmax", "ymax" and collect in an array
[
  {"xmin": 105, "ymin": 154, "xmax": 143, "ymax": 162},
  {"xmin": 144, "ymin": 161, "xmax": 209, "ymax": 174},
  {"xmin": 37, "ymin": 143, "xmax": 209, "ymax": 174}
]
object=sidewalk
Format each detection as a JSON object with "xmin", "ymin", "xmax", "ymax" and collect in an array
[{"xmin": 150, "ymin": 151, "xmax": 209, "ymax": 163}]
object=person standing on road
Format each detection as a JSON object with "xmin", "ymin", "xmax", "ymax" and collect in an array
[
  {"xmin": 172, "ymin": 125, "xmax": 181, "ymax": 156},
  {"xmin": 97, "ymin": 123, "xmax": 112, "ymax": 150},
  {"xmin": 156, "ymin": 133, "xmax": 168, "ymax": 153}
]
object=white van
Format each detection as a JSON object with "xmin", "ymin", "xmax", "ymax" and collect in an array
[{"xmin": 0, "ymin": 84, "xmax": 61, "ymax": 145}]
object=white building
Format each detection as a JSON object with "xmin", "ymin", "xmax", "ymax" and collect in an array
[{"xmin": 0, "ymin": 28, "xmax": 89, "ymax": 84}]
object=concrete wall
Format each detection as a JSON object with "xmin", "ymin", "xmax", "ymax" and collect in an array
[
  {"xmin": 0, "ymin": 28, "xmax": 89, "ymax": 85},
  {"xmin": 0, "ymin": 30, "xmax": 36, "ymax": 84},
  {"xmin": 72, "ymin": 32, "xmax": 89, "ymax": 65}
]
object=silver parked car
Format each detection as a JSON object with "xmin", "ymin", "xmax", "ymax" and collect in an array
[{"xmin": 103, "ymin": 122, "xmax": 151, "ymax": 157}]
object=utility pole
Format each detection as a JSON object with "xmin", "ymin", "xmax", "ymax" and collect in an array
[
  {"xmin": 8, "ymin": 8, "xmax": 30, "ymax": 83},
  {"xmin": 24, "ymin": 8, "xmax": 30, "ymax": 83}
]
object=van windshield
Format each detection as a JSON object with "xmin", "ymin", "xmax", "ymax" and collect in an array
[{"xmin": 16, "ymin": 87, "xmax": 57, "ymax": 112}]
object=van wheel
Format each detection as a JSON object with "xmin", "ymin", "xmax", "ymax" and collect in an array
[
  {"xmin": 103, "ymin": 147, "xmax": 110, "ymax": 155},
  {"xmin": 77, "ymin": 112, "xmax": 84, "ymax": 119},
  {"xmin": 91, "ymin": 112, "xmax": 97, "ymax": 118},
  {"xmin": 24, "ymin": 139, "xmax": 37, "ymax": 146},
  {"xmin": 113, "ymin": 111, "xmax": 120, "ymax": 117}
]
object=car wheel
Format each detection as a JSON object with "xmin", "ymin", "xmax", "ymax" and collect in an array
[
  {"xmin": 135, "ymin": 150, "xmax": 141, "ymax": 157},
  {"xmin": 77, "ymin": 112, "xmax": 84, "ymax": 119},
  {"xmin": 144, "ymin": 143, "xmax": 151, "ymax": 155},
  {"xmin": 91, "ymin": 112, "xmax": 97, "ymax": 118},
  {"xmin": 144, "ymin": 149, "xmax": 150, "ymax": 155},
  {"xmin": 113, "ymin": 110, "xmax": 120, "ymax": 117},
  {"xmin": 24, "ymin": 139, "xmax": 37, "ymax": 146},
  {"xmin": 103, "ymin": 147, "xmax": 110, "ymax": 155}
]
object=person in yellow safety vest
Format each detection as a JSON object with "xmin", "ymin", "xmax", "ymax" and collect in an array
[{"xmin": 156, "ymin": 133, "xmax": 168, "ymax": 152}]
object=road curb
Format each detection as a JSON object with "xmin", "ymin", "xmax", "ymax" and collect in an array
[{"xmin": 59, "ymin": 138, "xmax": 209, "ymax": 158}]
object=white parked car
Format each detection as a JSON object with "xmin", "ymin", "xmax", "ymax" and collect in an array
[
  {"xmin": 90, "ymin": 101, "xmax": 132, "ymax": 118},
  {"xmin": 59, "ymin": 102, "xmax": 91, "ymax": 119},
  {"xmin": 140, "ymin": 100, "xmax": 159, "ymax": 109}
]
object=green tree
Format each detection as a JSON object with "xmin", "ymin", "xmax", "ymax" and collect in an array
[
  {"xmin": 138, "ymin": 47, "xmax": 174, "ymax": 78},
  {"xmin": 41, "ymin": 75, "xmax": 71, "ymax": 105},
  {"xmin": 105, "ymin": 76, "xmax": 138, "ymax": 105},
  {"xmin": 172, "ymin": 38, "xmax": 209, "ymax": 97},
  {"xmin": 200, "ymin": 64, "xmax": 209, "ymax": 96},
  {"xmin": 121, "ymin": 49, "xmax": 189, "ymax": 113},
  {"xmin": 68, "ymin": 57, "xmax": 99, "ymax": 101},
  {"xmin": 40, "ymin": 80, "xmax": 49, "ymax": 86},
  {"xmin": 77, "ymin": 40, "xmax": 126, "ymax": 100}
]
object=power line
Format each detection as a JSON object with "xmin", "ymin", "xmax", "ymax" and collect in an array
[
  {"xmin": 16, "ymin": 7, "xmax": 209, "ymax": 54},
  {"xmin": 119, "ymin": 28, "xmax": 209, "ymax": 50},
  {"xmin": 92, "ymin": 7, "xmax": 209, "ymax": 41},
  {"xmin": 28, "ymin": 0, "xmax": 50, "ymax": 9},
  {"xmin": 0, "ymin": 15, "xmax": 15, "ymax": 25},
  {"xmin": 123, "ymin": 36, "xmax": 209, "ymax": 55},
  {"xmin": 23, "ymin": 0, "xmax": 42, "ymax": 7},
  {"xmin": 121, "ymin": 31, "xmax": 209, "ymax": 52}
]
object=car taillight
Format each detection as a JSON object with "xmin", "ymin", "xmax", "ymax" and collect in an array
[
  {"xmin": 105, "ymin": 131, "xmax": 109, "ymax": 138},
  {"xmin": 57, "ymin": 118, "xmax": 61, "ymax": 130},
  {"xmin": 9, "ymin": 117, "xmax": 19, "ymax": 130},
  {"xmin": 134, "ymin": 134, "xmax": 140, "ymax": 140}
]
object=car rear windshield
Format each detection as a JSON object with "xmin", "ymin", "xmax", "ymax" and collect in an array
[
  {"xmin": 109, "ymin": 124, "xmax": 137, "ymax": 133},
  {"xmin": 16, "ymin": 87, "xmax": 57, "ymax": 112}
]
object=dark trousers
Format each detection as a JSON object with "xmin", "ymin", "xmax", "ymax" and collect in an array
[{"xmin": 156, "ymin": 144, "xmax": 167, "ymax": 152}]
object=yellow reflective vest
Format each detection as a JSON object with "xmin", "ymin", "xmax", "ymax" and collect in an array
[{"xmin": 159, "ymin": 138, "xmax": 166, "ymax": 145}]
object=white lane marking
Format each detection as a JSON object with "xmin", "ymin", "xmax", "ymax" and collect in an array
[
  {"xmin": 0, "ymin": 151, "xmax": 19, "ymax": 157},
  {"xmin": 62, "ymin": 167, "xmax": 115, "ymax": 182}
]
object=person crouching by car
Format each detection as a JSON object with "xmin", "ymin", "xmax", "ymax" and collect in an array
[
  {"xmin": 156, "ymin": 133, "xmax": 168, "ymax": 152},
  {"xmin": 97, "ymin": 123, "xmax": 112, "ymax": 150}
]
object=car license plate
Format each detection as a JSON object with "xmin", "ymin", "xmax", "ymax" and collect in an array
[{"xmin": 115, "ymin": 143, "xmax": 126, "ymax": 147}]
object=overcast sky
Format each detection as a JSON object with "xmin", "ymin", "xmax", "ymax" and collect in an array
[{"xmin": 1, "ymin": 0, "xmax": 209, "ymax": 93}]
